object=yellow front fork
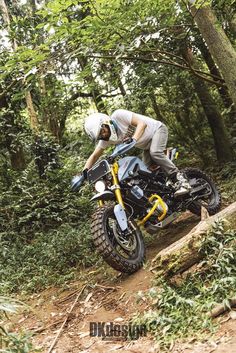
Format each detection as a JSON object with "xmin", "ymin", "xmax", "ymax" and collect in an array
[
  {"xmin": 97, "ymin": 162, "xmax": 124, "ymax": 208},
  {"xmin": 111, "ymin": 162, "xmax": 125, "ymax": 208}
]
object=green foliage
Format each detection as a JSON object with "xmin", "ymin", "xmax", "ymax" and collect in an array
[
  {"xmin": 0, "ymin": 0, "xmax": 235, "ymax": 299},
  {"xmin": 204, "ymin": 162, "xmax": 236, "ymax": 203},
  {"xmin": 0, "ymin": 297, "xmax": 21, "ymax": 314},
  {"xmin": 0, "ymin": 297, "xmax": 35, "ymax": 353},
  {"xmin": 0, "ymin": 222, "xmax": 98, "ymax": 293},
  {"xmin": 0, "ymin": 329, "xmax": 35, "ymax": 353},
  {"xmin": 1, "ymin": 134, "xmax": 90, "ymax": 230},
  {"xmin": 132, "ymin": 221, "xmax": 236, "ymax": 350},
  {"xmin": 0, "ymin": 141, "xmax": 99, "ymax": 294},
  {"xmin": 1, "ymin": 0, "xmax": 235, "ymax": 166}
]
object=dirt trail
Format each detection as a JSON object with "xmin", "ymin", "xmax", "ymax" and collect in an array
[{"xmin": 10, "ymin": 212, "xmax": 236, "ymax": 353}]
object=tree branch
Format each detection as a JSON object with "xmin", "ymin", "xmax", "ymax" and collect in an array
[
  {"xmin": 84, "ymin": 54, "xmax": 225, "ymax": 86},
  {"xmin": 70, "ymin": 91, "xmax": 121, "ymax": 101}
]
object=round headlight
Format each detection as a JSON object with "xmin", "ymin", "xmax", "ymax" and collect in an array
[{"xmin": 94, "ymin": 180, "xmax": 106, "ymax": 193}]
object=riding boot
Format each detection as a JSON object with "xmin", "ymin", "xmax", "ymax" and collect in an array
[{"xmin": 168, "ymin": 171, "xmax": 192, "ymax": 197}]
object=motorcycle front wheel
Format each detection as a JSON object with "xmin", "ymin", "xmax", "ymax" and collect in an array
[{"xmin": 91, "ymin": 205, "xmax": 145, "ymax": 274}]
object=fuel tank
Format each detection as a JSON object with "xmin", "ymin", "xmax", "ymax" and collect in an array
[{"xmin": 118, "ymin": 156, "xmax": 151, "ymax": 181}]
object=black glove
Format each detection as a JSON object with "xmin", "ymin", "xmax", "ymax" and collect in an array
[
  {"xmin": 71, "ymin": 174, "xmax": 85, "ymax": 191},
  {"xmin": 123, "ymin": 137, "xmax": 137, "ymax": 144},
  {"xmin": 107, "ymin": 155, "xmax": 115, "ymax": 164},
  {"xmin": 82, "ymin": 168, "xmax": 88, "ymax": 179},
  {"xmin": 71, "ymin": 168, "xmax": 88, "ymax": 191}
]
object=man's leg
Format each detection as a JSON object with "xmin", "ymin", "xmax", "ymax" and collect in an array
[
  {"xmin": 149, "ymin": 124, "xmax": 178, "ymax": 175},
  {"xmin": 149, "ymin": 124, "xmax": 191, "ymax": 196},
  {"xmin": 142, "ymin": 149, "xmax": 153, "ymax": 168}
]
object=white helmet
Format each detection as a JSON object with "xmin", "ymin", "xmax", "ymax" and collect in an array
[{"xmin": 84, "ymin": 113, "xmax": 118, "ymax": 143}]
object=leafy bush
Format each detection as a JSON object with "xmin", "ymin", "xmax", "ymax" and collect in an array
[
  {"xmin": 0, "ymin": 223, "xmax": 99, "ymax": 293},
  {"xmin": 0, "ymin": 146, "xmax": 98, "ymax": 294},
  {"xmin": 0, "ymin": 297, "xmax": 35, "ymax": 353},
  {"xmin": 0, "ymin": 156, "xmax": 91, "ymax": 238},
  {"xmin": 132, "ymin": 221, "xmax": 236, "ymax": 350}
]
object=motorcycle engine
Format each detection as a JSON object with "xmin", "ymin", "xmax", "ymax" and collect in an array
[{"xmin": 128, "ymin": 184, "xmax": 169, "ymax": 222}]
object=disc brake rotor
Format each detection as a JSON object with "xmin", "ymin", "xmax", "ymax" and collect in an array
[
  {"xmin": 199, "ymin": 179, "xmax": 213, "ymax": 198},
  {"xmin": 111, "ymin": 220, "xmax": 137, "ymax": 252},
  {"xmin": 195, "ymin": 178, "xmax": 214, "ymax": 207}
]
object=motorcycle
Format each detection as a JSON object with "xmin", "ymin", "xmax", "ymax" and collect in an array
[{"xmin": 72, "ymin": 141, "xmax": 221, "ymax": 274}]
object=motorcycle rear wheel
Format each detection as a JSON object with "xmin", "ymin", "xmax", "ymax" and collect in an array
[
  {"xmin": 183, "ymin": 167, "xmax": 221, "ymax": 216},
  {"xmin": 91, "ymin": 205, "xmax": 145, "ymax": 274}
]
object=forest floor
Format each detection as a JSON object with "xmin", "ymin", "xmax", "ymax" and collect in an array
[{"xmin": 8, "ymin": 211, "xmax": 236, "ymax": 353}]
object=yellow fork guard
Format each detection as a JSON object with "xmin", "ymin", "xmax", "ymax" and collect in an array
[
  {"xmin": 111, "ymin": 162, "xmax": 125, "ymax": 208},
  {"xmin": 138, "ymin": 194, "xmax": 167, "ymax": 226}
]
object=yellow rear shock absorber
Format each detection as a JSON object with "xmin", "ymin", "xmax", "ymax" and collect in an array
[
  {"xmin": 138, "ymin": 194, "xmax": 168, "ymax": 226},
  {"xmin": 111, "ymin": 162, "xmax": 125, "ymax": 208}
]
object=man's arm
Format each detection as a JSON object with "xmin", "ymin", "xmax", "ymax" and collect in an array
[
  {"xmin": 131, "ymin": 114, "xmax": 147, "ymax": 141},
  {"xmin": 83, "ymin": 145, "xmax": 104, "ymax": 171},
  {"xmin": 72, "ymin": 146, "xmax": 104, "ymax": 190}
]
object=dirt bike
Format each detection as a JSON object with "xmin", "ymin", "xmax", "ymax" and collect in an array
[{"xmin": 74, "ymin": 142, "xmax": 221, "ymax": 274}]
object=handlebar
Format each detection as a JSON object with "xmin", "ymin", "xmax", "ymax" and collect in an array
[{"xmin": 109, "ymin": 140, "xmax": 136, "ymax": 160}]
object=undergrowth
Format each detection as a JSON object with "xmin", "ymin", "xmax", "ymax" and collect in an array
[
  {"xmin": 132, "ymin": 220, "xmax": 236, "ymax": 350},
  {"xmin": 0, "ymin": 297, "xmax": 36, "ymax": 352},
  {"xmin": 0, "ymin": 153, "xmax": 99, "ymax": 294},
  {"xmin": 0, "ymin": 223, "xmax": 99, "ymax": 293},
  {"xmin": 198, "ymin": 161, "xmax": 236, "ymax": 204},
  {"xmin": 215, "ymin": 162, "xmax": 236, "ymax": 203}
]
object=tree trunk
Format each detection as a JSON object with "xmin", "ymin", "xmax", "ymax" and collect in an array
[
  {"xmin": 0, "ymin": 93, "xmax": 26, "ymax": 171},
  {"xmin": 0, "ymin": 0, "xmax": 39, "ymax": 132},
  {"xmin": 0, "ymin": 0, "xmax": 17, "ymax": 50},
  {"xmin": 118, "ymin": 78, "xmax": 126, "ymax": 97},
  {"xmin": 150, "ymin": 202, "xmax": 236, "ymax": 278},
  {"xmin": 37, "ymin": 72, "xmax": 61, "ymax": 141},
  {"xmin": 29, "ymin": 0, "xmax": 37, "ymax": 13},
  {"xmin": 8, "ymin": 145, "xmax": 26, "ymax": 171},
  {"xmin": 92, "ymin": 88, "xmax": 108, "ymax": 113},
  {"xmin": 176, "ymin": 81, "xmax": 206, "ymax": 153},
  {"xmin": 175, "ymin": 110, "xmax": 207, "ymax": 163},
  {"xmin": 181, "ymin": 45, "xmax": 233, "ymax": 163},
  {"xmin": 196, "ymin": 36, "xmax": 236, "ymax": 116},
  {"xmin": 31, "ymin": 0, "xmax": 60, "ymax": 140},
  {"xmin": 150, "ymin": 93, "xmax": 165, "ymax": 121},
  {"xmin": 0, "ymin": 0, "xmax": 27, "ymax": 170},
  {"xmin": 48, "ymin": 117, "xmax": 60, "ymax": 141},
  {"xmin": 25, "ymin": 91, "xmax": 39, "ymax": 133},
  {"xmin": 190, "ymin": 4, "xmax": 236, "ymax": 108},
  {"xmin": 79, "ymin": 57, "xmax": 108, "ymax": 114},
  {"xmin": 193, "ymin": 79, "xmax": 233, "ymax": 162}
]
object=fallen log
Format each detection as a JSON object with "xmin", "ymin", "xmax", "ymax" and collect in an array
[
  {"xmin": 150, "ymin": 202, "xmax": 236, "ymax": 278},
  {"xmin": 207, "ymin": 298, "xmax": 236, "ymax": 318}
]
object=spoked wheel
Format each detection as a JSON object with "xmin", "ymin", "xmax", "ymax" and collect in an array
[
  {"xmin": 183, "ymin": 168, "xmax": 221, "ymax": 216},
  {"xmin": 91, "ymin": 205, "xmax": 145, "ymax": 273}
]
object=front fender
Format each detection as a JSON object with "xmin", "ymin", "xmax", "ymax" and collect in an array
[
  {"xmin": 114, "ymin": 204, "xmax": 128, "ymax": 231},
  {"xmin": 90, "ymin": 190, "xmax": 115, "ymax": 202}
]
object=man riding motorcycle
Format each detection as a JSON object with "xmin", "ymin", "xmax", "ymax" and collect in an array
[{"xmin": 72, "ymin": 109, "xmax": 191, "ymax": 196}]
